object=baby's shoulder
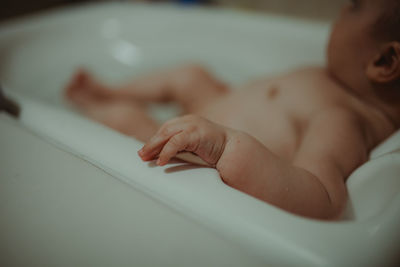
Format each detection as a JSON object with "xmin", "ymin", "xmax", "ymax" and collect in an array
[
  {"xmin": 306, "ymin": 105, "xmax": 390, "ymax": 153},
  {"xmin": 300, "ymin": 106, "xmax": 369, "ymax": 158},
  {"xmin": 309, "ymin": 106, "xmax": 364, "ymax": 127},
  {"xmin": 305, "ymin": 106, "xmax": 367, "ymax": 145}
]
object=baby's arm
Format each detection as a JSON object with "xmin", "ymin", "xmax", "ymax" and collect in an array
[
  {"xmin": 217, "ymin": 109, "xmax": 368, "ymax": 219},
  {"xmin": 139, "ymin": 110, "xmax": 368, "ymax": 220}
]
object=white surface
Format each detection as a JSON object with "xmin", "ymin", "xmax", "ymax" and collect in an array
[
  {"xmin": 0, "ymin": 115, "xmax": 264, "ymax": 267},
  {"xmin": 1, "ymin": 2, "xmax": 400, "ymax": 266}
]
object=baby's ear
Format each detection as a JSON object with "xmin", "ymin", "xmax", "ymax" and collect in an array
[{"xmin": 366, "ymin": 42, "xmax": 400, "ymax": 84}]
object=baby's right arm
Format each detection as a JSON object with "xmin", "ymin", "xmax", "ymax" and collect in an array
[
  {"xmin": 216, "ymin": 108, "xmax": 368, "ymax": 219},
  {"xmin": 138, "ymin": 114, "xmax": 340, "ymax": 219},
  {"xmin": 139, "ymin": 109, "xmax": 368, "ymax": 220}
]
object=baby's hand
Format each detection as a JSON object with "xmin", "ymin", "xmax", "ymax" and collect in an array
[{"xmin": 138, "ymin": 115, "xmax": 229, "ymax": 166}]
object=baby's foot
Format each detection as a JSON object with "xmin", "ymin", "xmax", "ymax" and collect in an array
[
  {"xmin": 64, "ymin": 69, "xmax": 114, "ymax": 107},
  {"xmin": 64, "ymin": 70, "xmax": 157, "ymax": 139}
]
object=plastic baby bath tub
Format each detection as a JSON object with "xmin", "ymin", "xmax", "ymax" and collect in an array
[{"xmin": 1, "ymin": 2, "xmax": 399, "ymax": 266}]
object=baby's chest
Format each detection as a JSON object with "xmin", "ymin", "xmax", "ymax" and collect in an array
[{"xmin": 203, "ymin": 68, "xmax": 349, "ymax": 159}]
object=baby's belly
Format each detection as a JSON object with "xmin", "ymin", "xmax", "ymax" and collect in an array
[{"xmin": 196, "ymin": 89, "xmax": 301, "ymax": 161}]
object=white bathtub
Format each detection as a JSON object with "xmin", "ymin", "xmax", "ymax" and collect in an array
[{"xmin": 1, "ymin": 2, "xmax": 399, "ymax": 266}]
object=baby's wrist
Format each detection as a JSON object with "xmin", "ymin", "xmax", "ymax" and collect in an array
[{"xmin": 216, "ymin": 130, "xmax": 250, "ymax": 170}]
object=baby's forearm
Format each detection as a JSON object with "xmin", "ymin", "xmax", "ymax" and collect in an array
[
  {"xmin": 138, "ymin": 115, "xmax": 343, "ymax": 219},
  {"xmin": 216, "ymin": 131, "xmax": 338, "ymax": 220}
]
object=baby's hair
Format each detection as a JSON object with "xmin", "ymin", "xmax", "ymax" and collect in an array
[{"xmin": 373, "ymin": 0, "xmax": 400, "ymax": 41}]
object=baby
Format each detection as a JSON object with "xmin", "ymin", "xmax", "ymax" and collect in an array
[{"xmin": 64, "ymin": 0, "xmax": 400, "ymax": 220}]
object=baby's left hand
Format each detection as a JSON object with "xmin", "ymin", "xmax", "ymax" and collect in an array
[{"xmin": 138, "ymin": 115, "xmax": 229, "ymax": 167}]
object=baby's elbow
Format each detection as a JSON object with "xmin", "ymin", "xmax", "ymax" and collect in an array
[
  {"xmin": 312, "ymin": 203, "xmax": 345, "ymax": 221},
  {"xmin": 315, "ymin": 187, "xmax": 348, "ymax": 221},
  {"xmin": 327, "ymin": 197, "xmax": 347, "ymax": 221},
  {"xmin": 296, "ymin": 198, "xmax": 345, "ymax": 221},
  {"xmin": 295, "ymin": 172, "xmax": 348, "ymax": 220}
]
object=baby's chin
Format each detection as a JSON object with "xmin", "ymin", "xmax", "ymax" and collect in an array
[
  {"xmin": 325, "ymin": 49, "xmax": 362, "ymax": 90},
  {"xmin": 326, "ymin": 60, "xmax": 343, "ymax": 83},
  {"xmin": 329, "ymin": 67, "xmax": 367, "ymax": 95},
  {"xmin": 325, "ymin": 54, "xmax": 351, "ymax": 86}
]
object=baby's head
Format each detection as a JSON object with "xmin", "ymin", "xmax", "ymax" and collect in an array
[{"xmin": 327, "ymin": 0, "xmax": 400, "ymax": 100}]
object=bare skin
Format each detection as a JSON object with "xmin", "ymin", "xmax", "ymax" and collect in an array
[{"xmin": 65, "ymin": 0, "xmax": 400, "ymax": 220}]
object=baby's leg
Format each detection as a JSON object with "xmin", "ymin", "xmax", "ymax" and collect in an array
[
  {"xmin": 67, "ymin": 64, "xmax": 229, "ymax": 113},
  {"xmin": 116, "ymin": 64, "xmax": 229, "ymax": 112},
  {"xmin": 65, "ymin": 72, "xmax": 158, "ymax": 142}
]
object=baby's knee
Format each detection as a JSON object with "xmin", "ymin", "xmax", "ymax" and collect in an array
[
  {"xmin": 174, "ymin": 64, "xmax": 212, "ymax": 84},
  {"xmin": 179, "ymin": 63, "xmax": 208, "ymax": 76}
]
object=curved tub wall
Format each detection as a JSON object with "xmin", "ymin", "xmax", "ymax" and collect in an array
[{"xmin": 346, "ymin": 153, "xmax": 400, "ymax": 221}]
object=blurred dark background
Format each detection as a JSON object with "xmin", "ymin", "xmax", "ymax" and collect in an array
[
  {"xmin": 1, "ymin": 0, "xmax": 345, "ymax": 23},
  {"xmin": 2, "ymin": 0, "xmax": 211, "ymax": 22},
  {"xmin": 2, "ymin": 0, "xmax": 82, "ymax": 21}
]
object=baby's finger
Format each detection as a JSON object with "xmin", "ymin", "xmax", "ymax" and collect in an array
[
  {"xmin": 157, "ymin": 132, "xmax": 190, "ymax": 166},
  {"xmin": 139, "ymin": 123, "xmax": 184, "ymax": 160},
  {"xmin": 139, "ymin": 138, "xmax": 169, "ymax": 161}
]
